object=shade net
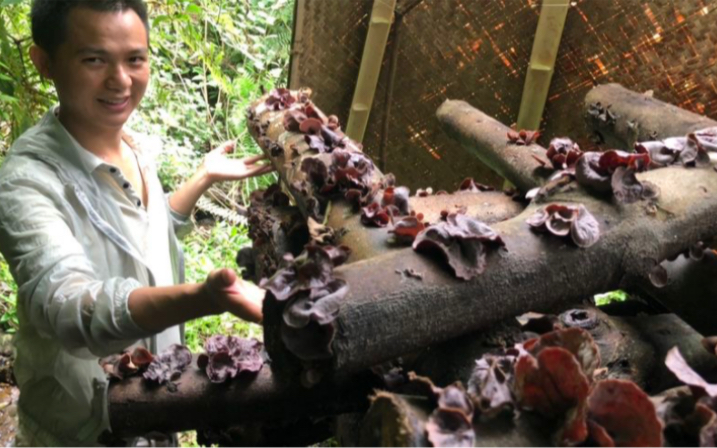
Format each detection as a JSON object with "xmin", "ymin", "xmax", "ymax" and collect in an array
[{"xmin": 289, "ymin": 0, "xmax": 717, "ymax": 191}]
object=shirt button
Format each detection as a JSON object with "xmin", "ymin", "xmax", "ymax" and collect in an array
[
  {"xmin": 123, "ymin": 182, "xmax": 130, "ymax": 189},
  {"xmin": 109, "ymin": 167, "xmax": 117, "ymax": 174},
  {"xmin": 136, "ymin": 200, "xmax": 141, "ymax": 206}
]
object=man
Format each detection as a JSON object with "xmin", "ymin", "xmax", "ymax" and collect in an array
[{"xmin": 0, "ymin": 0, "xmax": 275, "ymax": 445}]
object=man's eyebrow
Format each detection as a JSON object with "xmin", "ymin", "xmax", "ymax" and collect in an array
[
  {"xmin": 76, "ymin": 47, "xmax": 148, "ymax": 55},
  {"xmin": 76, "ymin": 47, "xmax": 109, "ymax": 55}
]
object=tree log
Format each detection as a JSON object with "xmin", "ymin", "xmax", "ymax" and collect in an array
[
  {"xmin": 263, "ymin": 163, "xmax": 717, "ymax": 375},
  {"xmin": 245, "ymin": 93, "xmax": 525, "ymax": 265},
  {"xmin": 355, "ymin": 311, "xmax": 717, "ymax": 447},
  {"xmin": 107, "ymin": 363, "xmax": 378, "ymax": 437},
  {"xmin": 238, "ymin": 196, "xmax": 308, "ymax": 283},
  {"xmin": 436, "ymin": 100, "xmax": 551, "ymax": 192},
  {"xmin": 107, "ymin": 310, "xmax": 717, "ymax": 438},
  {"xmin": 325, "ymin": 193, "xmax": 524, "ymax": 263},
  {"xmin": 411, "ymin": 308, "xmax": 717, "ymax": 394},
  {"xmin": 583, "ymin": 83, "xmax": 717, "ymax": 150},
  {"xmin": 582, "ymin": 83, "xmax": 717, "ymax": 335},
  {"xmin": 358, "ymin": 390, "xmax": 551, "ymax": 447}
]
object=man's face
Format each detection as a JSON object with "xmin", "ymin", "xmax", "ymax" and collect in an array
[{"xmin": 45, "ymin": 7, "xmax": 150, "ymax": 132}]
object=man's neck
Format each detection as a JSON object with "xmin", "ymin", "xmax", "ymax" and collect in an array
[{"xmin": 57, "ymin": 109, "xmax": 124, "ymax": 160}]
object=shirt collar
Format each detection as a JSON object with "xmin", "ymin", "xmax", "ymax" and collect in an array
[{"xmin": 45, "ymin": 106, "xmax": 123, "ymax": 175}]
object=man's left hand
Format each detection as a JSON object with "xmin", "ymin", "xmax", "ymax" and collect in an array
[{"xmin": 202, "ymin": 141, "xmax": 276, "ymax": 184}]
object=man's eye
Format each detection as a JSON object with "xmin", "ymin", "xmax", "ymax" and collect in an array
[
  {"xmin": 83, "ymin": 57, "xmax": 103, "ymax": 64},
  {"xmin": 129, "ymin": 57, "xmax": 147, "ymax": 64}
]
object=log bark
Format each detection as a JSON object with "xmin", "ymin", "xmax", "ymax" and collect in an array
[
  {"xmin": 358, "ymin": 391, "xmax": 551, "ymax": 447},
  {"xmin": 246, "ymin": 92, "xmax": 382, "ymax": 222},
  {"xmin": 325, "ymin": 193, "xmax": 524, "ymax": 263},
  {"xmin": 436, "ymin": 100, "xmax": 551, "ymax": 192},
  {"xmin": 245, "ymin": 93, "xmax": 525, "ymax": 265},
  {"xmin": 263, "ymin": 164, "xmax": 717, "ymax": 375},
  {"xmin": 411, "ymin": 308, "xmax": 717, "ymax": 394},
  {"xmin": 583, "ymin": 83, "xmax": 717, "ymax": 150},
  {"xmin": 583, "ymin": 83, "xmax": 717, "ymax": 335},
  {"xmin": 238, "ymin": 197, "xmax": 308, "ymax": 283},
  {"xmin": 107, "ymin": 310, "xmax": 717, "ymax": 438},
  {"xmin": 107, "ymin": 363, "xmax": 378, "ymax": 437},
  {"xmin": 356, "ymin": 311, "xmax": 717, "ymax": 447}
]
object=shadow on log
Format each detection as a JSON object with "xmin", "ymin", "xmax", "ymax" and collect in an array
[
  {"xmin": 627, "ymin": 253, "xmax": 717, "ymax": 337},
  {"xmin": 411, "ymin": 308, "xmax": 717, "ymax": 394}
]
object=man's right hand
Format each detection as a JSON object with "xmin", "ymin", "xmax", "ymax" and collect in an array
[{"xmin": 204, "ymin": 268, "xmax": 264, "ymax": 324}]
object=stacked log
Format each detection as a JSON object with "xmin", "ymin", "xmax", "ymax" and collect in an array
[
  {"xmin": 106, "ymin": 86, "xmax": 717, "ymax": 446},
  {"xmin": 583, "ymin": 83, "xmax": 717, "ymax": 336},
  {"xmin": 246, "ymin": 89, "xmax": 717, "ymax": 378}
]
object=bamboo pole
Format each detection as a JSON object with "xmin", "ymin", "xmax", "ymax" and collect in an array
[
  {"xmin": 345, "ymin": 0, "xmax": 396, "ymax": 143},
  {"xmin": 516, "ymin": 0, "xmax": 570, "ymax": 131}
]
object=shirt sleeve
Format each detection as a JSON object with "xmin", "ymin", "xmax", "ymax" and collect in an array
[
  {"xmin": 0, "ymin": 176, "xmax": 154, "ymax": 359},
  {"xmin": 166, "ymin": 194, "xmax": 195, "ymax": 239}
]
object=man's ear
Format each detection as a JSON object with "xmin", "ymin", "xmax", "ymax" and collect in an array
[{"xmin": 29, "ymin": 45, "xmax": 52, "ymax": 80}]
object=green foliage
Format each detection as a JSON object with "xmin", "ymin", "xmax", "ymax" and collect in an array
[
  {"xmin": 131, "ymin": 0, "xmax": 292, "ymax": 200},
  {"xmin": 594, "ymin": 289, "xmax": 629, "ymax": 307},
  {"xmin": 0, "ymin": 254, "xmax": 18, "ymax": 333},
  {"xmin": 0, "ymin": 0, "xmax": 54, "ymax": 154}
]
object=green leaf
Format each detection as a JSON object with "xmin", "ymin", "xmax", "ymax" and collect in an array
[
  {"xmin": 594, "ymin": 290, "xmax": 629, "ymax": 306},
  {"xmin": 0, "ymin": 0, "xmax": 25, "ymax": 7},
  {"xmin": 0, "ymin": 92, "xmax": 17, "ymax": 103},
  {"xmin": 152, "ymin": 15, "xmax": 171, "ymax": 26},
  {"xmin": 185, "ymin": 3, "xmax": 202, "ymax": 16}
]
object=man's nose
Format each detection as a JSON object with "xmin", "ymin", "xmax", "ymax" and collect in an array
[{"xmin": 106, "ymin": 63, "xmax": 131, "ymax": 90}]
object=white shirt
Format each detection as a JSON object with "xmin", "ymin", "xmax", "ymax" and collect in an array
[{"xmin": 0, "ymin": 107, "xmax": 191, "ymax": 445}]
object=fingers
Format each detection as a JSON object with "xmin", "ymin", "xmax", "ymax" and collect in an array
[
  {"xmin": 205, "ymin": 268, "xmax": 265, "ymax": 323},
  {"xmin": 215, "ymin": 140, "xmax": 236, "ymax": 155},
  {"xmin": 220, "ymin": 267, "xmax": 237, "ymax": 286},
  {"xmin": 244, "ymin": 163, "xmax": 276, "ymax": 179},
  {"xmin": 243, "ymin": 153, "xmax": 270, "ymax": 164}
]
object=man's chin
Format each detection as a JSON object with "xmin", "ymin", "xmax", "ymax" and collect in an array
[{"xmin": 96, "ymin": 110, "xmax": 134, "ymax": 129}]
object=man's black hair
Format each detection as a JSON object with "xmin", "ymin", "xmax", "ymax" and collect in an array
[{"xmin": 31, "ymin": 0, "xmax": 150, "ymax": 57}]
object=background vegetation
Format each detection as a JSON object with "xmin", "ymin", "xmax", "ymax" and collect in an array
[{"xmin": 0, "ymin": 0, "xmax": 294, "ymax": 349}]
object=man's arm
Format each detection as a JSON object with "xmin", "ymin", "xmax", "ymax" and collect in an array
[
  {"xmin": 128, "ymin": 268, "xmax": 264, "ymax": 332},
  {"xmin": 169, "ymin": 141, "xmax": 275, "ymax": 216}
]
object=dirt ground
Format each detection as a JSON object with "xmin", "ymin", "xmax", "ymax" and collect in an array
[{"xmin": 0, "ymin": 333, "xmax": 17, "ymax": 446}]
